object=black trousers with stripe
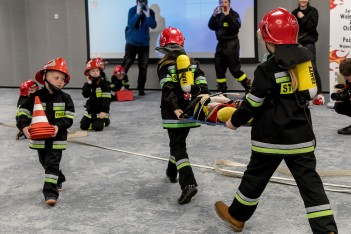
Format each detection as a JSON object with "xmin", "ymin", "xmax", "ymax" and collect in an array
[
  {"xmin": 80, "ymin": 115, "xmax": 110, "ymax": 131},
  {"xmin": 167, "ymin": 128, "xmax": 197, "ymax": 190},
  {"xmin": 228, "ymin": 151, "xmax": 338, "ymax": 233},
  {"xmin": 214, "ymin": 39, "xmax": 245, "ymax": 81},
  {"xmin": 38, "ymin": 150, "xmax": 65, "ymax": 199}
]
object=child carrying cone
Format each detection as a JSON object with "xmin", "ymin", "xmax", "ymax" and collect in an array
[{"xmin": 16, "ymin": 57, "xmax": 75, "ymax": 205}]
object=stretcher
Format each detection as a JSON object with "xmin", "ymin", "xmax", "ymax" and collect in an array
[{"xmin": 181, "ymin": 93, "xmax": 252, "ymax": 126}]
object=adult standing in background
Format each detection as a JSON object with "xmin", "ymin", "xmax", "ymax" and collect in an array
[
  {"xmin": 123, "ymin": 0, "xmax": 157, "ymax": 96},
  {"xmin": 292, "ymin": 0, "xmax": 324, "ymax": 105},
  {"xmin": 208, "ymin": 0, "xmax": 251, "ymax": 93}
]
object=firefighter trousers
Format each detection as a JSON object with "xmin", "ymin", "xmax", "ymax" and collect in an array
[
  {"xmin": 167, "ymin": 128, "xmax": 197, "ymax": 190},
  {"xmin": 38, "ymin": 150, "xmax": 66, "ymax": 199},
  {"xmin": 80, "ymin": 115, "xmax": 110, "ymax": 131},
  {"xmin": 228, "ymin": 151, "xmax": 338, "ymax": 233},
  {"xmin": 214, "ymin": 39, "xmax": 245, "ymax": 81}
]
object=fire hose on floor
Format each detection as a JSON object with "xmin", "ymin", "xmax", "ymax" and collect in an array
[
  {"xmin": 68, "ymin": 138, "xmax": 351, "ymax": 194},
  {"xmin": 1, "ymin": 122, "xmax": 350, "ymax": 194}
]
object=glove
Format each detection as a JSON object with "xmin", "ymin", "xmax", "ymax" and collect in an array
[
  {"xmin": 137, "ymin": 4, "xmax": 142, "ymax": 15},
  {"xmin": 143, "ymin": 6, "xmax": 150, "ymax": 17}
]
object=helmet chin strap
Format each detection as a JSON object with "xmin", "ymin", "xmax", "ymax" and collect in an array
[
  {"xmin": 265, "ymin": 43, "xmax": 275, "ymax": 54},
  {"xmin": 45, "ymin": 79, "xmax": 60, "ymax": 93},
  {"xmin": 90, "ymin": 75, "xmax": 102, "ymax": 83},
  {"xmin": 43, "ymin": 73, "xmax": 61, "ymax": 93}
]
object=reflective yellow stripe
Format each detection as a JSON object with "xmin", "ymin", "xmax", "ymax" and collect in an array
[
  {"xmin": 45, "ymin": 178, "xmax": 58, "ymax": 184},
  {"xmin": 195, "ymin": 79, "xmax": 207, "ymax": 85},
  {"xmin": 29, "ymin": 144, "xmax": 45, "ymax": 149},
  {"xmin": 168, "ymin": 67, "xmax": 176, "ymax": 74},
  {"xmin": 275, "ymin": 76, "xmax": 291, "ymax": 83},
  {"xmin": 160, "ymin": 77, "xmax": 173, "ymax": 88},
  {"xmin": 235, "ymin": 193, "xmax": 258, "ymax": 206},
  {"xmin": 18, "ymin": 111, "xmax": 32, "ymax": 118},
  {"xmin": 307, "ymin": 210, "xmax": 333, "ymax": 219},
  {"xmin": 53, "ymin": 107, "xmax": 65, "ymax": 111},
  {"xmin": 84, "ymin": 112, "xmax": 91, "ymax": 118},
  {"xmin": 162, "ymin": 122, "xmax": 200, "ymax": 128},
  {"xmin": 236, "ymin": 74, "xmax": 247, "ymax": 82},
  {"xmin": 217, "ymin": 78, "xmax": 227, "ymax": 83},
  {"xmin": 252, "ymin": 145, "xmax": 315, "ymax": 154},
  {"xmin": 102, "ymin": 93, "xmax": 112, "ymax": 98},
  {"xmin": 65, "ymin": 115, "xmax": 75, "ymax": 119},
  {"xmin": 246, "ymin": 98, "xmax": 263, "ymax": 107},
  {"xmin": 177, "ymin": 162, "xmax": 191, "ymax": 170}
]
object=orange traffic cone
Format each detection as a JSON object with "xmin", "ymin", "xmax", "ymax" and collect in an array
[{"xmin": 28, "ymin": 96, "xmax": 55, "ymax": 139}]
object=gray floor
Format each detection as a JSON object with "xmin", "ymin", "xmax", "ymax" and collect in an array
[{"xmin": 0, "ymin": 88, "xmax": 350, "ymax": 234}]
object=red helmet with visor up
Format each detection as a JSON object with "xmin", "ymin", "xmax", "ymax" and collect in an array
[
  {"xmin": 259, "ymin": 7, "xmax": 299, "ymax": 45},
  {"xmin": 35, "ymin": 57, "xmax": 70, "ymax": 85},
  {"xmin": 95, "ymin": 57, "xmax": 107, "ymax": 70},
  {"xmin": 84, "ymin": 58, "xmax": 102, "ymax": 76},
  {"xmin": 113, "ymin": 65, "xmax": 125, "ymax": 75},
  {"xmin": 20, "ymin": 80, "xmax": 39, "ymax": 96},
  {"xmin": 159, "ymin": 26, "xmax": 185, "ymax": 47}
]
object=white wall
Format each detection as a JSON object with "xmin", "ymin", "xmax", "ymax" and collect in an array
[{"xmin": 0, "ymin": 0, "xmax": 330, "ymax": 92}]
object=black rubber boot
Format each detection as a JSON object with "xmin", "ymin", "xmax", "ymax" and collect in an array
[
  {"xmin": 240, "ymin": 78, "xmax": 251, "ymax": 94},
  {"xmin": 178, "ymin": 184, "xmax": 197, "ymax": 204},
  {"xmin": 217, "ymin": 83, "xmax": 228, "ymax": 93}
]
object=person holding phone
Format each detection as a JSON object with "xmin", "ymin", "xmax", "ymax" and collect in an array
[{"xmin": 208, "ymin": 0, "xmax": 251, "ymax": 93}]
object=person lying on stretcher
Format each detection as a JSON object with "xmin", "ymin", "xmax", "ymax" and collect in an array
[{"xmin": 191, "ymin": 94, "xmax": 253, "ymax": 124}]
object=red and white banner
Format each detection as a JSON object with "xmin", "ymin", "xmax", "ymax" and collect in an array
[{"xmin": 329, "ymin": 0, "xmax": 351, "ymax": 105}]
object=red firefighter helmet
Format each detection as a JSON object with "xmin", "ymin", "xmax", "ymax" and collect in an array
[
  {"xmin": 20, "ymin": 80, "xmax": 39, "ymax": 96},
  {"xmin": 84, "ymin": 58, "xmax": 102, "ymax": 76},
  {"xmin": 95, "ymin": 57, "xmax": 107, "ymax": 70},
  {"xmin": 259, "ymin": 7, "xmax": 298, "ymax": 45},
  {"xmin": 159, "ymin": 26, "xmax": 185, "ymax": 47},
  {"xmin": 113, "ymin": 65, "xmax": 125, "ymax": 75},
  {"xmin": 35, "ymin": 57, "xmax": 70, "ymax": 85}
]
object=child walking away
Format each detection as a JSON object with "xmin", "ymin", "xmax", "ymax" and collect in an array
[
  {"xmin": 80, "ymin": 58, "xmax": 112, "ymax": 131},
  {"xmin": 214, "ymin": 8, "xmax": 338, "ymax": 233},
  {"xmin": 16, "ymin": 57, "xmax": 75, "ymax": 205},
  {"xmin": 16, "ymin": 80, "xmax": 39, "ymax": 139},
  {"xmin": 155, "ymin": 26, "xmax": 210, "ymax": 204},
  {"xmin": 110, "ymin": 65, "xmax": 130, "ymax": 101}
]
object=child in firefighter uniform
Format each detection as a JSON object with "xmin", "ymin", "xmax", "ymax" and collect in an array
[
  {"xmin": 16, "ymin": 80, "xmax": 39, "ymax": 139},
  {"xmin": 155, "ymin": 26, "xmax": 210, "ymax": 204},
  {"xmin": 214, "ymin": 8, "xmax": 338, "ymax": 233},
  {"xmin": 80, "ymin": 58, "xmax": 112, "ymax": 131},
  {"xmin": 110, "ymin": 65, "xmax": 130, "ymax": 101},
  {"xmin": 16, "ymin": 57, "xmax": 75, "ymax": 205}
]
